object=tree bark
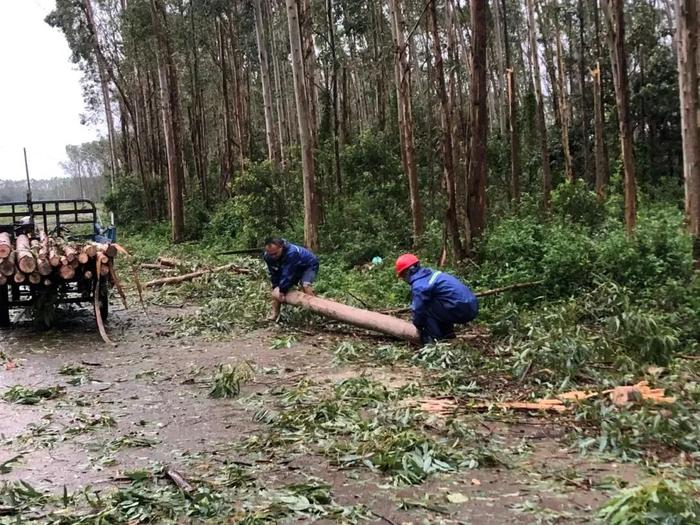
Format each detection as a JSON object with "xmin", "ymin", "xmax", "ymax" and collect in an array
[
  {"xmin": 501, "ymin": 0, "xmax": 521, "ymax": 205},
  {"xmin": 466, "ymin": 0, "xmax": 488, "ymax": 242},
  {"xmin": 553, "ymin": 1, "xmax": 574, "ymax": 182},
  {"xmin": 151, "ymin": 0, "xmax": 185, "ymax": 243},
  {"xmin": 592, "ymin": 63, "xmax": 609, "ymax": 201},
  {"xmin": 675, "ymin": 0, "xmax": 700, "ymax": 260},
  {"xmin": 83, "ymin": 0, "xmax": 118, "ymax": 192},
  {"xmin": 254, "ymin": 0, "xmax": 280, "ymax": 166},
  {"xmin": 286, "ymin": 0, "xmax": 320, "ymax": 250},
  {"xmin": 387, "ymin": 0, "xmax": 424, "ymax": 247},
  {"xmin": 284, "ymin": 291, "xmax": 420, "ymax": 342},
  {"xmin": 428, "ymin": 0, "xmax": 463, "ymax": 260},
  {"xmin": 527, "ymin": 0, "xmax": 552, "ymax": 211},
  {"xmin": 578, "ymin": 0, "xmax": 590, "ymax": 183},
  {"xmin": 602, "ymin": 0, "xmax": 637, "ymax": 233},
  {"xmin": 326, "ymin": 0, "xmax": 342, "ymax": 192}
]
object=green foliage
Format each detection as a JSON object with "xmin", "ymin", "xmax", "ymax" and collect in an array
[
  {"xmin": 320, "ymin": 132, "xmax": 412, "ymax": 266},
  {"xmin": 478, "ymin": 201, "xmax": 692, "ymax": 297},
  {"xmin": 209, "ymin": 362, "xmax": 255, "ymax": 398},
  {"xmin": 2, "ymin": 385, "xmax": 64, "ymax": 405},
  {"xmin": 104, "ymin": 175, "xmax": 148, "ymax": 227},
  {"xmin": 598, "ymin": 478, "xmax": 700, "ymax": 525},
  {"xmin": 551, "ymin": 180, "xmax": 606, "ymax": 229},
  {"xmin": 207, "ymin": 161, "xmax": 295, "ymax": 248}
]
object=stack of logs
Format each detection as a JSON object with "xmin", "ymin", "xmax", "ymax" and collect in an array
[{"xmin": 0, "ymin": 231, "xmax": 117, "ymax": 287}]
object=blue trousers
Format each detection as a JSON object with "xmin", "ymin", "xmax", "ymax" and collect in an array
[{"xmin": 418, "ymin": 302, "xmax": 478, "ymax": 344}]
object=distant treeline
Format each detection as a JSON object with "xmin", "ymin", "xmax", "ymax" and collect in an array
[{"xmin": 0, "ymin": 176, "xmax": 106, "ymax": 204}]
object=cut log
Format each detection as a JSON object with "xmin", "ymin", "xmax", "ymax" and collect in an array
[
  {"xmin": 145, "ymin": 263, "xmax": 252, "ymax": 288},
  {"xmin": 43, "ymin": 278, "xmax": 52, "ymax": 287},
  {"xmin": 0, "ymin": 232, "xmax": 12, "ymax": 258},
  {"xmin": 0, "ymin": 275, "xmax": 6, "ymax": 285},
  {"xmin": 37, "ymin": 258, "xmax": 52, "ymax": 276},
  {"xmin": 28, "ymin": 273, "xmax": 41, "ymax": 285},
  {"xmin": 157, "ymin": 257, "xmax": 182, "ymax": 268},
  {"xmin": 84, "ymin": 270, "xmax": 93, "ymax": 280},
  {"xmin": 82, "ymin": 244, "xmax": 97, "ymax": 258},
  {"xmin": 0, "ymin": 253, "xmax": 15, "ymax": 276},
  {"xmin": 15, "ymin": 235, "xmax": 36, "ymax": 274},
  {"xmin": 78, "ymin": 252, "xmax": 89, "ymax": 264},
  {"xmin": 48, "ymin": 249, "xmax": 61, "ymax": 267},
  {"xmin": 283, "ymin": 291, "xmax": 420, "ymax": 342},
  {"xmin": 63, "ymin": 245, "xmax": 78, "ymax": 263},
  {"xmin": 13, "ymin": 272, "xmax": 26, "ymax": 284},
  {"xmin": 59, "ymin": 264, "xmax": 75, "ymax": 280}
]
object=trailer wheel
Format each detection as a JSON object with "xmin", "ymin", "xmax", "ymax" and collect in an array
[{"xmin": 0, "ymin": 284, "xmax": 9, "ymax": 327}]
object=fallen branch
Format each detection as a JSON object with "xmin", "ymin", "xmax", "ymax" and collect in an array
[
  {"xmin": 474, "ymin": 279, "xmax": 544, "ymax": 298},
  {"xmin": 145, "ymin": 263, "xmax": 251, "ymax": 288},
  {"xmin": 165, "ymin": 467, "xmax": 194, "ymax": 494}
]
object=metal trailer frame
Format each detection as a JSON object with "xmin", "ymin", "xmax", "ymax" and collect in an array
[{"xmin": 0, "ymin": 199, "xmax": 110, "ymax": 327}]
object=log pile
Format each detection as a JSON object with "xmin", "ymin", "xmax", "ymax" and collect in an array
[{"xmin": 0, "ymin": 231, "xmax": 117, "ymax": 287}]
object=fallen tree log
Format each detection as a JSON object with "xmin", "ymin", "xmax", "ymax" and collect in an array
[
  {"xmin": 283, "ymin": 291, "xmax": 420, "ymax": 343},
  {"xmin": 145, "ymin": 263, "xmax": 251, "ymax": 288}
]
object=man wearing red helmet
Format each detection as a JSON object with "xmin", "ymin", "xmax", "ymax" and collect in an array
[{"xmin": 395, "ymin": 253, "xmax": 478, "ymax": 344}]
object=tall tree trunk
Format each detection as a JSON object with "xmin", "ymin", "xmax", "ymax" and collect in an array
[
  {"xmin": 227, "ymin": 11, "xmax": 247, "ymax": 169},
  {"xmin": 151, "ymin": 0, "xmax": 185, "ymax": 243},
  {"xmin": 286, "ymin": 0, "xmax": 320, "ymax": 250},
  {"xmin": 326, "ymin": 0, "xmax": 342, "ymax": 192},
  {"xmin": 300, "ymin": 0, "xmax": 318, "ymax": 148},
  {"xmin": 592, "ymin": 63, "xmax": 609, "ymax": 201},
  {"xmin": 269, "ymin": 0, "xmax": 291, "ymax": 166},
  {"xmin": 491, "ymin": 0, "xmax": 507, "ymax": 137},
  {"xmin": 83, "ymin": 0, "xmax": 117, "ymax": 193},
  {"xmin": 578, "ymin": 0, "xmax": 590, "ymax": 183},
  {"xmin": 254, "ymin": 0, "xmax": 280, "ymax": 166},
  {"xmin": 553, "ymin": 1, "xmax": 574, "ymax": 182},
  {"xmin": 429, "ymin": 0, "xmax": 463, "ymax": 260},
  {"xmin": 501, "ymin": 0, "xmax": 521, "ymax": 205},
  {"xmin": 387, "ymin": 0, "xmax": 424, "ymax": 247},
  {"xmin": 527, "ymin": 0, "xmax": 552, "ymax": 210},
  {"xmin": 218, "ymin": 18, "xmax": 235, "ymax": 191},
  {"xmin": 675, "ymin": 0, "xmax": 700, "ymax": 260},
  {"xmin": 467, "ymin": 0, "xmax": 488, "ymax": 241},
  {"xmin": 602, "ymin": 0, "xmax": 637, "ymax": 233}
]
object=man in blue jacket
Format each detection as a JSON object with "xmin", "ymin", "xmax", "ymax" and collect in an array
[
  {"xmin": 395, "ymin": 253, "xmax": 478, "ymax": 344},
  {"xmin": 264, "ymin": 238, "xmax": 319, "ymax": 321}
]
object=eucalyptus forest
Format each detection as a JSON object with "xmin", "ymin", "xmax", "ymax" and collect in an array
[{"xmin": 0, "ymin": 0, "xmax": 699, "ymax": 523}]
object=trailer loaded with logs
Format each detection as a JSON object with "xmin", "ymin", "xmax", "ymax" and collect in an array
[{"xmin": 0, "ymin": 199, "xmax": 118, "ymax": 333}]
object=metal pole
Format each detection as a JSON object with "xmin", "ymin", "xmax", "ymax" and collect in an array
[{"xmin": 23, "ymin": 148, "xmax": 35, "ymax": 227}]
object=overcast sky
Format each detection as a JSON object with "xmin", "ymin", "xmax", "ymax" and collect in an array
[{"xmin": 0, "ymin": 0, "xmax": 101, "ymax": 182}]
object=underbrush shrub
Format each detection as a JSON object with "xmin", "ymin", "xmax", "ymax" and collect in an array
[
  {"xmin": 104, "ymin": 175, "xmax": 148, "ymax": 227},
  {"xmin": 207, "ymin": 161, "xmax": 297, "ymax": 247}
]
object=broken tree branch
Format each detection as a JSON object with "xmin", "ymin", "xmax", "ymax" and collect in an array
[{"xmin": 145, "ymin": 263, "xmax": 252, "ymax": 288}]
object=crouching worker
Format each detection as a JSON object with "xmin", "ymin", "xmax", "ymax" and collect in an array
[
  {"xmin": 264, "ymin": 237, "xmax": 319, "ymax": 321},
  {"xmin": 395, "ymin": 253, "xmax": 478, "ymax": 345}
]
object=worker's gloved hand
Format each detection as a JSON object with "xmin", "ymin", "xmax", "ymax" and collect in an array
[{"xmin": 272, "ymin": 287, "xmax": 286, "ymax": 303}]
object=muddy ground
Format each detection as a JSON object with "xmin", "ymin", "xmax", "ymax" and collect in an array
[{"xmin": 1, "ymin": 302, "xmax": 640, "ymax": 524}]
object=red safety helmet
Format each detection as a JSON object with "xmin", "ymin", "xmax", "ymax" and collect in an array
[{"xmin": 395, "ymin": 253, "xmax": 419, "ymax": 276}]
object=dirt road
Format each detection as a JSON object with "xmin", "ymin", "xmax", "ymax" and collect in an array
[{"xmin": 1, "ymin": 304, "xmax": 638, "ymax": 523}]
